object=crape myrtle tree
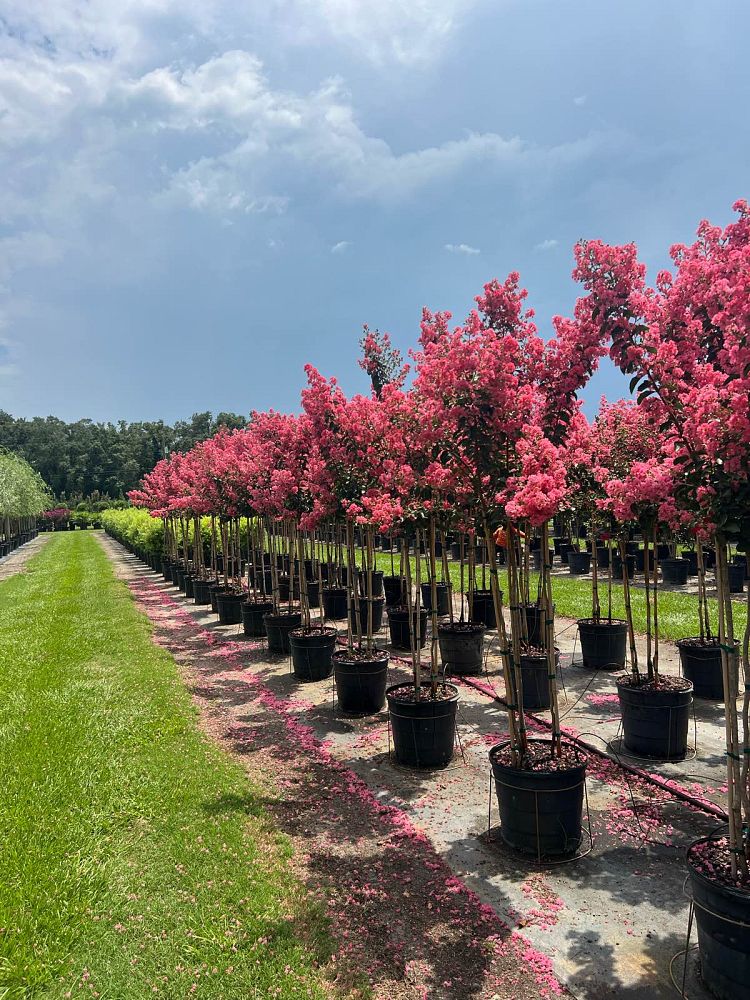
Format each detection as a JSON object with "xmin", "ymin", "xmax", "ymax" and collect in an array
[{"xmin": 574, "ymin": 200, "xmax": 750, "ymax": 879}]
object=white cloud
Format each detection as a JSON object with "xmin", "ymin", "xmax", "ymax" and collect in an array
[
  {"xmin": 534, "ymin": 238, "xmax": 558, "ymax": 251},
  {"xmin": 444, "ymin": 242, "xmax": 480, "ymax": 255},
  {"xmin": 330, "ymin": 240, "xmax": 351, "ymax": 253},
  {"xmin": 573, "ymin": 95, "xmax": 587, "ymax": 106}
]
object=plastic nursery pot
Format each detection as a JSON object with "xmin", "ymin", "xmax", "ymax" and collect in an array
[
  {"xmin": 634, "ymin": 548, "xmax": 653, "ymax": 574},
  {"xmin": 683, "ymin": 550, "xmax": 699, "ymax": 575},
  {"xmin": 687, "ymin": 834, "xmax": 750, "ymax": 1000},
  {"xmin": 595, "ymin": 546, "xmax": 610, "ymax": 569},
  {"xmin": 175, "ymin": 567, "xmax": 187, "ymax": 592},
  {"xmin": 263, "ymin": 611, "xmax": 303, "ymax": 654},
  {"xmin": 420, "ymin": 581, "xmax": 451, "ymax": 616},
  {"xmin": 662, "ymin": 557, "xmax": 689, "ymax": 585},
  {"xmin": 468, "ymin": 590, "xmax": 497, "ymax": 629},
  {"xmin": 386, "ymin": 681, "xmax": 459, "ymax": 768},
  {"xmin": 523, "ymin": 603, "xmax": 554, "ymax": 648},
  {"xmin": 677, "ymin": 637, "xmax": 739, "ymax": 700},
  {"xmin": 289, "ymin": 627, "xmax": 337, "ymax": 682},
  {"xmin": 277, "ymin": 575, "xmax": 300, "ymax": 603},
  {"xmin": 216, "ymin": 590, "xmax": 244, "ymax": 626},
  {"xmin": 169, "ymin": 562, "xmax": 181, "ymax": 585},
  {"xmin": 161, "ymin": 558, "xmax": 173, "ymax": 582},
  {"xmin": 728, "ymin": 563, "xmax": 746, "ymax": 593},
  {"xmin": 383, "ymin": 575, "xmax": 406, "ymax": 608},
  {"xmin": 612, "ymin": 554, "xmax": 636, "ymax": 581},
  {"xmin": 192, "ymin": 578, "xmax": 212, "ymax": 605},
  {"xmin": 349, "ymin": 596, "xmax": 385, "ymax": 636},
  {"xmin": 532, "ymin": 548, "xmax": 554, "ymax": 572},
  {"xmin": 450, "ymin": 541, "xmax": 462, "ymax": 561},
  {"xmin": 576, "ymin": 619, "xmax": 628, "ymax": 671},
  {"xmin": 209, "ymin": 582, "xmax": 225, "ymax": 613},
  {"xmin": 568, "ymin": 551, "xmax": 591, "ymax": 575},
  {"xmin": 558, "ymin": 543, "xmax": 574, "ymax": 565},
  {"xmin": 304, "ymin": 580, "xmax": 320, "ymax": 608},
  {"xmin": 241, "ymin": 599, "xmax": 274, "ymax": 637},
  {"xmin": 333, "ymin": 648, "xmax": 390, "ymax": 715},
  {"xmin": 437, "ymin": 622, "xmax": 485, "ymax": 676},
  {"xmin": 322, "ymin": 587, "xmax": 349, "ymax": 620},
  {"xmin": 387, "ymin": 606, "xmax": 429, "ymax": 650},
  {"xmin": 616, "ymin": 675, "xmax": 693, "ymax": 760},
  {"xmin": 489, "ymin": 739, "xmax": 588, "ymax": 858},
  {"xmin": 357, "ymin": 570, "xmax": 384, "ymax": 598},
  {"xmin": 184, "ymin": 575, "xmax": 195, "ymax": 599}
]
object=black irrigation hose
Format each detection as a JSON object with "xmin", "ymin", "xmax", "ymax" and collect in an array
[{"xmin": 458, "ymin": 673, "xmax": 729, "ymax": 823}]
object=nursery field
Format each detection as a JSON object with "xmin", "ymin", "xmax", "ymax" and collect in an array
[{"xmin": 0, "ymin": 534, "xmax": 334, "ymax": 999}]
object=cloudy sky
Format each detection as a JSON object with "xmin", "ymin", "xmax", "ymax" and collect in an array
[{"xmin": 1, "ymin": 1, "xmax": 748, "ymax": 422}]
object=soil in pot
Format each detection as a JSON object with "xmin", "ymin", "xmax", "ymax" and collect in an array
[
  {"xmin": 468, "ymin": 590, "xmax": 497, "ymax": 629},
  {"xmin": 489, "ymin": 740, "xmax": 588, "ymax": 857},
  {"xmin": 687, "ymin": 834, "xmax": 750, "ymax": 1000},
  {"xmin": 616, "ymin": 674, "xmax": 693, "ymax": 759},
  {"xmin": 322, "ymin": 587, "xmax": 349, "ymax": 620},
  {"xmin": 333, "ymin": 648, "xmax": 389, "ymax": 715},
  {"xmin": 662, "ymin": 556, "xmax": 689, "ymax": 585},
  {"xmin": 577, "ymin": 618, "xmax": 627, "ymax": 670},
  {"xmin": 383, "ymin": 575, "xmax": 406, "ymax": 607},
  {"xmin": 386, "ymin": 681, "xmax": 459, "ymax": 768},
  {"xmin": 420, "ymin": 581, "xmax": 450, "ymax": 616},
  {"xmin": 241, "ymin": 599, "xmax": 274, "ymax": 637},
  {"xmin": 438, "ymin": 621, "xmax": 485, "ymax": 675},
  {"xmin": 216, "ymin": 590, "xmax": 244, "ymax": 625},
  {"xmin": 387, "ymin": 606, "xmax": 428, "ymax": 650},
  {"xmin": 677, "ymin": 637, "xmax": 739, "ymax": 700},
  {"xmin": 349, "ymin": 596, "xmax": 385, "ymax": 635},
  {"xmin": 263, "ymin": 610, "xmax": 303, "ymax": 654},
  {"xmin": 289, "ymin": 626, "xmax": 337, "ymax": 682}
]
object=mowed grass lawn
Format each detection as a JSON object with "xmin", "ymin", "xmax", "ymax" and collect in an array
[{"xmin": 0, "ymin": 533, "xmax": 333, "ymax": 999}]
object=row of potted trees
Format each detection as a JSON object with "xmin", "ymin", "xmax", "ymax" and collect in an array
[
  {"xmin": 0, "ymin": 450, "xmax": 51, "ymax": 557},
  {"xmin": 121, "ymin": 202, "xmax": 749, "ymax": 1000}
]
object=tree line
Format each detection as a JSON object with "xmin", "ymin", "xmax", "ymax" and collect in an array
[{"xmin": 0, "ymin": 410, "xmax": 247, "ymax": 501}]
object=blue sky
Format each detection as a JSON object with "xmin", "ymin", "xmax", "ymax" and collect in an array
[{"xmin": 1, "ymin": 0, "xmax": 748, "ymax": 423}]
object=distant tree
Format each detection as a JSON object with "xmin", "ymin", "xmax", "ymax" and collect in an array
[{"xmin": 0, "ymin": 409, "xmax": 247, "ymax": 501}]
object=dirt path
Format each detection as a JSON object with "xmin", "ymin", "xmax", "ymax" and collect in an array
[
  {"xmin": 100, "ymin": 534, "xmax": 571, "ymax": 1000},
  {"xmin": 0, "ymin": 532, "xmax": 50, "ymax": 582}
]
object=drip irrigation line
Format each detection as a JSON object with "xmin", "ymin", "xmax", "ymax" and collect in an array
[{"xmin": 458, "ymin": 674, "xmax": 729, "ymax": 823}]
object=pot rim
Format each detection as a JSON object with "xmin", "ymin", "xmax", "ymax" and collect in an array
[{"xmin": 385, "ymin": 680, "xmax": 459, "ymax": 703}]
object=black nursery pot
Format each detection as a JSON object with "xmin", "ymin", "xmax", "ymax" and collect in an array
[
  {"xmin": 387, "ymin": 606, "xmax": 429, "ymax": 650},
  {"xmin": 216, "ymin": 590, "xmax": 244, "ymax": 625},
  {"xmin": 420, "ymin": 581, "xmax": 450, "ymax": 616},
  {"xmin": 289, "ymin": 627, "xmax": 337, "ymax": 682},
  {"xmin": 532, "ymin": 548, "xmax": 554, "ymax": 572},
  {"xmin": 518, "ymin": 652, "xmax": 551, "ymax": 710},
  {"xmin": 184, "ymin": 575, "xmax": 195, "ymax": 599},
  {"xmin": 437, "ymin": 622, "xmax": 485, "ymax": 676},
  {"xmin": 386, "ymin": 681, "xmax": 459, "ymax": 768},
  {"xmin": 209, "ymin": 582, "xmax": 225, "ymax": 613},
  {"xmin": 161, "ymin": 558, "xmax": 173, "ymax": 582},
  {"xmin": 383, "ymin": 575, "xmax": 407, "ymax": 607},
  {"xmin": 322, "ymin": 587, "xmax": 349, "ymax": 620},
  {"xmin": 357, "ymin": 570, "xmax": 384, "ymax": 598},
  {"xmin": 677, "ymin": 637, "xmax": 739, "ymax": 700},
  {"xmin": 349, "ymin": 596, "xmax": 385, "ymax": 635},
  {"xmin": 523, "ymin": 603, "xmax": 554, "ymax": 648},
  {"xmin": 489, "ymin": 740, "xmax": 588, "ymax": 857},
  {"xmin": 568, "ymin": 551, "xmax": 591, "ymax": 575},
  {"xmin": 662, "ymin": 557, "xmax": 689, "ymax": 585},
  {"xmin": 175, "ymin": 567, "xmax": 187, "ymax": 592},
  {"xmin": 468, "ymin": 590, "xmax": 497, "ymax": 628},
  {"xmin": 728, "ymin": 562, "xmax": 746, "ymax": 593},
  {"xmin": 687, "ymin": 836, "xmax": 750, "ymax": 1000},
  {"xmin": 616, "ymin": 676, "xmax": 693, "ymax": 759},
  {"xmin": 241, "ymin": 599, "xmax": 274, "ymax": 637},
  {"xmin": 612, "ymin": 554, "xmax": 636, "ymax": 581},
  {"xmin": 577, "ymin": 619, "xmax": 627, "ymax": 670},
  {"xmin": 193, "ymin": 578, "xmax": 212, "ymax": 605},
  {"xmin": 333, "ymin": 649, "xmax": 390, "ymax": 715},
  {"xmin": 263, "ymin": 611, "xmax": 303, "ymax": 654}
]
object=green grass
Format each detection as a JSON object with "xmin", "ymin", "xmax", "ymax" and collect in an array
[
  {"xmin": 0, "ymin": 533, "xmax": 333, "ymax": 999},
  {"xmin": 372, "ymin": 551, "xmax": 749, "ymax": 642}
]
